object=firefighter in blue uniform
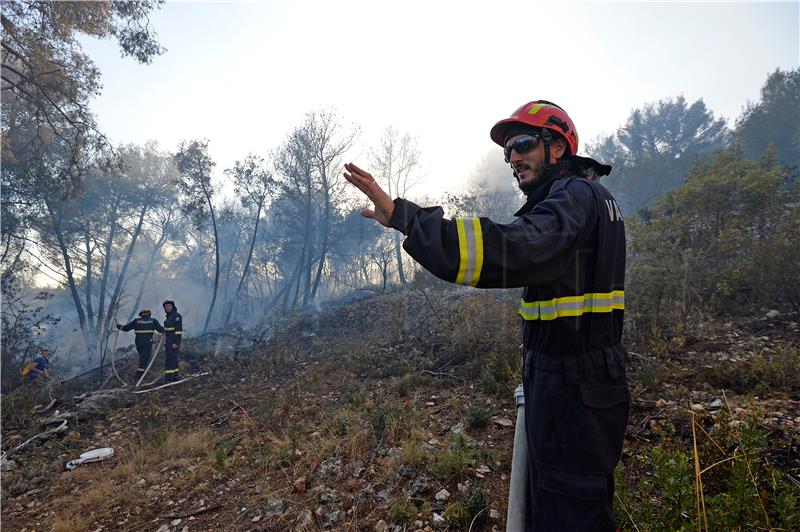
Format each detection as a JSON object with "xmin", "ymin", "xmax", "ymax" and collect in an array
[
  {"xmin": 161, "ymin": 299, "xmax": 183, "ymax": 382},
  {"xmin": 115, "ymin": 309, "xmax": 164, "ymax": 377},
  {"xmin": 343, "ymin": 101, "xmax": 629, "ymax": 531}
]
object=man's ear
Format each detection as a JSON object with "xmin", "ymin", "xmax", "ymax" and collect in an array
[{"xmin": 550, "ymin": 138, "xmax": 567, "ymax": 163}]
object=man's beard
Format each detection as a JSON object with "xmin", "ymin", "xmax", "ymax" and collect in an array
[{"xmin": 515, "ymin": 160, "xmax": 545, "ymax": 195}]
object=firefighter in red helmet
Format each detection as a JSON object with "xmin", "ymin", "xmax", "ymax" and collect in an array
[{"xmin": 344, "ymin": 100, "xmax": 627, "ymax": 531}]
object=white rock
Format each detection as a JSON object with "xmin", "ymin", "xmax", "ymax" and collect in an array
[
  {"xmin": 690, "ymin": 404, "xmax": 704, "ymax": 412},
  {"xmin": 432, "ymin": 512, "xmax": 446, "ymax": 525},
  {"xmin": 251, "ymin": 515, "xmax": 262, "ymax": 522},
  {"xmin": 489, "ymin": 509, "xmax": 501, "ymax": 520},
  {"xmin": 766, "ymin": 310, "xmax": 780, "ymax": 318},
  {"xmin": 374, "ymin": 519, "xmax": 389, "ymax": 531},
  {"xmin": 434, "ymin": 488, "xmax": 450, "ymax": 502},
  {"xmin": 492, "ymin": 417, "xmax": 514, "ymax": 428},
  {"xmin": 709, "ymin": 399, "xmax": 722, "ymax": 409}
]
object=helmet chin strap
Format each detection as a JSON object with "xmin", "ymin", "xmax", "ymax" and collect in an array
[{"xmin": 541, "ymin": 129, "xmax": 553, "ymax": 179}]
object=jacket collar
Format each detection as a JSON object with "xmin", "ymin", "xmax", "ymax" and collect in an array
[{"xmin": 514, "ymin": 174, "xmax": 562, "ymax": 217}]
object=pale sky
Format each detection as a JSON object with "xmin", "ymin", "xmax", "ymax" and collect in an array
[{"xmin": 81, "ymin": 0, "xmax": 799, "ymax": 199}]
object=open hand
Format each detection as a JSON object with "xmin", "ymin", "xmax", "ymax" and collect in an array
[{"xmin": 343, "ymin": 163, "xmax": 394, "ymax": 228}]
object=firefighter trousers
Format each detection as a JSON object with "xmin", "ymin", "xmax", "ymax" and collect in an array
[
  {"xmin": 135, "ymin": 342, "xmax": 153, "ymax": 374},
  {"xmin": 165, "ymin": 342, "xmax": 180, "ymax": 382},
  {"xmin": 523, "ymin": 345, "xmax": 629, "ymax": 532}
]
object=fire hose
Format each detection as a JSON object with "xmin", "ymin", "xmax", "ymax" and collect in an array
[
  {"xmin": 134, "ymin": 333, "xmax": 164, "ymax": 389},
  {"xmin": 506, "ymin": 384, "xmax": 527, "ymax": 532}
]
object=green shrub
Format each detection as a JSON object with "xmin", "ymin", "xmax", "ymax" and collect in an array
[
  {"xmin": 616, "ymin": 418, "xmax": 800, "ymax": 530},
  {"xmin": 390, "ymin": 499, "xmax": 418, "ymax": 522},
  {"xmin": 465, "ymin": 404, "xmax": 491, "ymax": 429}
]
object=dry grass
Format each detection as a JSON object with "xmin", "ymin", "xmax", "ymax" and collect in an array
[
  {"xmin": 159, "ymin": 428, "xmax": 213, "ymax": 460},
  {"xmin": 44, "ymin": 428, "xmax": 218, "ymax": 529},
  {"xmin": 52, "ymin": 514, "xmax": 90, "ymax": 532},
  {"xmin": 343, "ymin": 428, "xmax": 372, "ymax": 461},
  {"xmin": 400, "ymin": 441, "xmax": 428, "ymax": 466},
  {"xmin": 107, "ymin": 459, "xmax": 138, "ymax": 481}
]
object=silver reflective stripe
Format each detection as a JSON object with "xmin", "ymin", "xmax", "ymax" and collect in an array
[
  {"xmin": 455, "ymin": 218, "xmax": 484, "ymax": 286},
  {"xmin": 462, "ymin": 219, "xmax": 478, "ymax": 285},
  {"xmin": 518, "ymin": 291, "xmax": 625, "ymax": 321}
]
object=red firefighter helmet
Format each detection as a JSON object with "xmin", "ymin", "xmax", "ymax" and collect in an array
[{"xmin": 490, "ymin": 100, "xmax": 579, "ymax": 156}]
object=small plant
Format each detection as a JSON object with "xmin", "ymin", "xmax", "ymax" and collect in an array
[
  {"xmin": 334, "ymin": 412, "xmax": 351, "ymax": 436},
  {"xmin": 390, "ymin": 499, "xmax": 418, "ymax": 522},
  {"xmin": 368, "ymin": 404, "xmax": 388, "ymax": 437},
  {"xmin": 463, "ymin": 486, "xmax": 490, "ymax": 526},
  {"xmin": 400, "ymin": 441, "xmax": 427, "ymax": 466},
  {"xmin": 394, "ymin": 373, "xmax": 413, "ymax": 397},
  {"xmin": 431, "ymin": 433, "xmax": 477, "ymax": 480},
  {"xmin": 443, "ymin": 501, "xmax": 468, "ymax": 522},
  {"xmin": 479, "ymin": 369, "xmax": 502, "ymax": 395},
  {"xmin": 142, "ymin": 426, "xmax": 169, "ymax": 449},
  {"xmin": 465, "ymin": 404, "xmax": 491, "ymax": 429},
  {"xmin": 211, "ymin": 447, "xmax": 228, "ymax": 470}
]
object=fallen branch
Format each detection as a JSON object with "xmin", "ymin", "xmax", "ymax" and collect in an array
[
  {"xmin": 131, "ymin": 372, "xmax": 210, "ymax": 394},
  {"xmin": 7, "ymin": 419, "xmax": 68, "ymax": 456},
  {"xmin": 31, "ymin": 398, "xmax": 57, "ymax": 414},
  {"xmin": 194, "ymin": 331, "xmax": 244, "ymax": 341},
  {"xmin": 162, "ymin": 504, "xmax": 220, "ymax": 519},
  {"xmin": 422, "ymin": 369, "xmax": 466, "ymax": 383}
]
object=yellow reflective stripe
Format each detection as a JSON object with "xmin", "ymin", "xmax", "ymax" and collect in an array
[
  {"xmin": 135, "ymin": 330, "xmax": 155, "ymax": 333},
  {"xmin": 471, "ymin": 218, "xmax": 484, "ymax": 287},
  {"xmin": 174, "ymin": 331, "xmax": 182, "ymax": 335},
  {"xmin": 455, "ymin": 219, "xmax": 468, "ymax": 285},
  {"xmin": 454, "ymin": 218, "xmax": 484, "ymax": 287},
  {"xmin": 518, "ymin": 291, "xmax": 625, "ymax": 321},
  {"xmin": 164, "ymin": 369, "xmax": 179, "ymax": 374},
  {"xmin": 164, "ymin": 327, "xmax": 175, "ymax": 331}
]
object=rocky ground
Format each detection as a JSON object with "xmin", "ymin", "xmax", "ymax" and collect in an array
[{"xmin": 2, "ymin": 290, "xmax": 799, "ymax": 531}]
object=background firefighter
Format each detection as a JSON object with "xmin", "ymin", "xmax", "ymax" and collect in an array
[
  {"xmin": 115, "ymin": 309, "xmax": 164, "ymax": 377},
  {"xmin": 23, "ymin": 347, "xmax": 52, "ymax": 381},
  {"xmin": 161, "ymin": 299, "xmax": 183, "ymax": 382},
  {"xmin": 343, "ymin": 100, "xmax": 629, "ymax": 531}
]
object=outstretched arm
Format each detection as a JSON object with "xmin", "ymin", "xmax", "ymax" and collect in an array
[
  {"xmin": 344, "ymin": 161, "xmax": 596, "ymax": 288},
  {"xmin": 119, "ymin": 319, "xmax": 137, "ymax": 332},
  {"xmin": 343, "ymin": 163, "xmax": 395, "ymax": 227}
]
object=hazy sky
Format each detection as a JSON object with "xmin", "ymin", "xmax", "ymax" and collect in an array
[{"xmin": 82, "ymin": 1, "xmax": 799, "ymax": 199}]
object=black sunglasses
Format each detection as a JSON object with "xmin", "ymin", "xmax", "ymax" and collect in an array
[{"xmin": 503, "ymin": 134, "xmax": 541, "ymax": 163}]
